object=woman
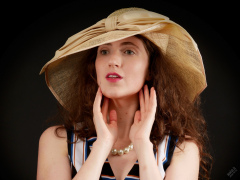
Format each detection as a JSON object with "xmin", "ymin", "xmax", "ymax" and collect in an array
[{"xmin": 37, "ymin": 7, "xmax": 212, "ymax": 180}]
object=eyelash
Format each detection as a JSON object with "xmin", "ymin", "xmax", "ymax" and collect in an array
[
  {"xmin": 124, "ymin": 50, "xmax": 135, "ymax": 55},
  {"xmin": 99, "ymin": 49, "xmax": 135, "ymax": 55},
  {"xmin": 100, "ymin": 50, "xmax": 109, "ymax": 55}
]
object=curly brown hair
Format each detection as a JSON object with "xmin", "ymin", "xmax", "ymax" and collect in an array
[{"xmin": 55, "ymin": 34, "xmax": 212, "ymax": 179}]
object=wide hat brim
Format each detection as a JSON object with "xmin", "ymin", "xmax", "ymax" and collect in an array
[{"xmin": 40, "ymin": 8, "xmax": 206, "ymax": 109}]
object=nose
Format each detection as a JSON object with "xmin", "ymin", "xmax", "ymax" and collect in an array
[{"xmin": 108, "ymin": 51, "xmax": 122, "ymax": 68}]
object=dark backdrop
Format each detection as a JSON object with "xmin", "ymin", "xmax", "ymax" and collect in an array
[{"xmin": 1, "ymin": 0, "xmax": 239, "ymax": 179}]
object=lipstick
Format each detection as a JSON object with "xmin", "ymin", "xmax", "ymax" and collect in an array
[{"xmin": 106, "ymin": 72, "xmax": 123, "ymax": 82}]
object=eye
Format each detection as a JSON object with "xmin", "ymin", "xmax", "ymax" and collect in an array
[
  {"xmin": 124, "ymin": 50, "xmax": 135, "ymax": 55},
  {"xmin": 99, "ymin": 49, "xmax": 109, "ymax": 55}
]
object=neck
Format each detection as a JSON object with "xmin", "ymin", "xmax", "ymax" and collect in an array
[{"xmin": 108, "ymin": 94, "xmax": 139, "ymax": 142}]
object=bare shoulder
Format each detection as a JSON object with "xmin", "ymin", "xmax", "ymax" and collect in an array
[
  {"xmin": 37, "ymin": 126, "xmax": 71, "ymax": 180},
  {"xmin": 38, "ymin": 125, "xmax": 68, "ymax": 158},
  {"xmin": 174, "ymin": 137, "xmax": 199, "ymax": 156},
  {"xmin": 165, "ymin": 136, "xmax": 200, "ymax": 180},
  {"xmin": 39, "ymin": 125, "xmax": 67, "ymax": 143}
]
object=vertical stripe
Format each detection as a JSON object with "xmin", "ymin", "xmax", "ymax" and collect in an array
[
  {"xmin": 157, "ymin": 135, "xmax": 169, "ymax": 178},
  {"xmin": 74, "ymin": 133, "xmax": 76, "ymax": 167},
  {"xmin": 82, "ymin": 140, "xmax": 85, "ymax": 164},
  {"xmin": 84, "ymin": 139, "xmax": 88, "ymax": 162},
  {"xmin": 164, "ymin": 136, "xmax": 169, "ymax": 157},
  {"xmin": 74, "ymin": 137, "xmax": 84, "ymax": 171},
  {"xmin": 161, "ymin": 135, "xmax": 169, "ymax": 162},
  {"xmin": 163, "ymin": 136, "xmax": 171, "ymax": 165},
  {"xmin": 163, "ymin": 135, "xmax": 178, "ymax": 171},
  {"xmin": 173, "ymin": 137, "xmax": 179, "ymax": 152},
  {"xmin": 70, "ymin": 132, "xmax": 74, "ymax": 164}
]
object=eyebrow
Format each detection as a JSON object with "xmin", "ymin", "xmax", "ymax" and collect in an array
[{"xmin": 103, "ymin": 41, "xmax": 139, "ymax": 49}]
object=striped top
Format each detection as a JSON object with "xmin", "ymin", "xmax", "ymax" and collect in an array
[{"xmin": 67, "ymin": 130, "xmax": 178, "ymax": 179}]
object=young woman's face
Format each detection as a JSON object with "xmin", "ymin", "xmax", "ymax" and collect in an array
[{"xmin": 95, "ymin": 36, "xmax": 149, "ymax": 99}]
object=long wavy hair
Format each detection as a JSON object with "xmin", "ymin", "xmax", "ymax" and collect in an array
[{"xmin": 54, "ymin": 34, "xmax": 212, "ymax": 179}]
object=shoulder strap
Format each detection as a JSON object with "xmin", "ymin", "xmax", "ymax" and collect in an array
[
  {"xmin": 66, "ymin": 128, "xmax": 77, "ymax": 177},
  {"xmin": 163, "ymin": 135, "xmax": 178, "ymax": 171},
  {"xmin": 157, "ymin": 135, "xmax": 179, "ymax": 178},
  {"xmin": 66, "ymin": 129, "xmax": 72, "ymax": 158}
]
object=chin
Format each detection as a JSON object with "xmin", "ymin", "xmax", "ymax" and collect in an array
[
  {"xmin": 102, "ymin": 89, "xmax": 139, "ymax": 100},
  {"xmin": 102, "ymin": 91, "xmax": 122, "ymax": 99}
]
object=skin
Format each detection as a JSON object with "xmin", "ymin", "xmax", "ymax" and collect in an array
[{"xmin": 37, "ymin": 36, "xmax": 200, "ymax": 180}]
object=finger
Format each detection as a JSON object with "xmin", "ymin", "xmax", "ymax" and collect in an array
[
  {"xmin": 144, "ymin": 85, "xmax": 150, "ymax": 109},
  {"xmin": 142, "ymin": 88, "xmax": 157, "ymax": 130},
  {"xmin": 150, "ymin": 87, "xmax": 157, "ymax": 111},
  {"xmin": 93, "ymin": 87, "xmax": 102, "ymax": 114},
  {"xmin": 101, "ymin": 97, "xmax": 109, "ymax": 123},
  {"xmin": 109, "ymin": 110, "xmax": 117, "ymax": 125},
  {"xmin": 93, "ymin": 87, "xmax": 106, "ymax": 128},
  {"xmin": 148, "ymin": 87, "xmax": 157, "ymax": 119},
  {"xmin": 133, "ymin": 110, "xmax": 141, "ymax": 124},
  {"xmin": 139, "ymin": 89, "xmax": 145, "ymax": 114}
]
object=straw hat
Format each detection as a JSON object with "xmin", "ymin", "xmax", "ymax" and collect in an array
[{"xmin": 40, "ymin": 7, "xmax": 206, "ymax": 108}]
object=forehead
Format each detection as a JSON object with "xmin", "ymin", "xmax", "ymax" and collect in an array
[{"xmin": 99, "ymin": 36, "xmax": 144, "ymax": 47}]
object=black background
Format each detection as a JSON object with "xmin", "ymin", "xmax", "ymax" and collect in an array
[{"xmin": 1, "ymin": 0, "xmax": 239, "ymax": 179}]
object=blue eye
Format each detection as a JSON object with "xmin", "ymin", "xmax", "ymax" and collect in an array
[{"xmin": 125, "ymin": 50, "xmax": 135, "ymax": 55}]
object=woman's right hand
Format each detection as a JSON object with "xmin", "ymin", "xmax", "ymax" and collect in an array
[{"xmin": 93, "ymin": 87, "xmax": 118, "ymax": 148}]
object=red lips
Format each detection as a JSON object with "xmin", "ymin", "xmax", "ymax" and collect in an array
[{"xmin": 106, "ymin": 72, "xmax": 123, "ymax": 82}]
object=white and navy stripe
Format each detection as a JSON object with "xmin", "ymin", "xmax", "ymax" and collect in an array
[{"xmin": 67, "ymin": 131, "xmax": 178, "ymax": 179}]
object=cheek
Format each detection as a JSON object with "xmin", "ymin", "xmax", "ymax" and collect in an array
[
  {"xmin": 126, "ymin": 66, "xmax": 148, "ymax": 91},
  {"xmin": 95, "ymin": 59, "xmax": 106, "ymax": 87},
  {"xmin": 131, "ymin": 63, "xmax": 148, "ymax": 81}
]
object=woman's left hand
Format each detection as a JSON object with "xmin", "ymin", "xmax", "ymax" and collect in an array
[{"xmin": 129, "ymin": 85, "xmax": 157, "ymax": 144}]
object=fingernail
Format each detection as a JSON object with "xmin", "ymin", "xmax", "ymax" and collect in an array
[{"xmin": 151, "ymin": 87, "xmax": 155, "ymax": 94}]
